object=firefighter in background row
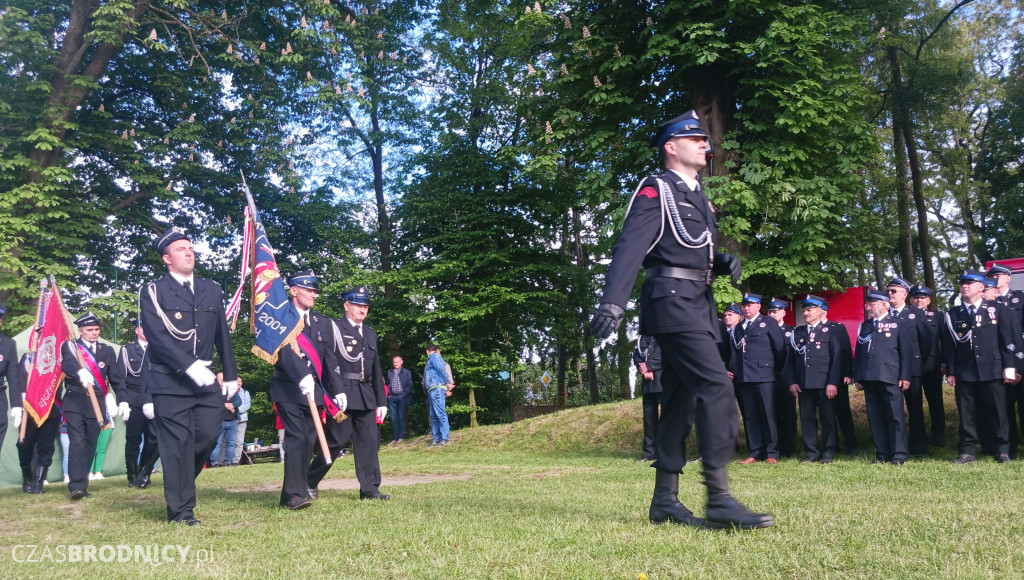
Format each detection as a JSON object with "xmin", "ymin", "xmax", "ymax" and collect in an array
[
  {"xmin": 767, "ymin": 298, "xmax": 798, "ymax": 459},
  {"xmin": 988, "ymin": 263, "xmax": 1024, "ymax": 458},
  {"xmin": 908, "ymin": 285, "xmax": 946, "ymax": 448}
]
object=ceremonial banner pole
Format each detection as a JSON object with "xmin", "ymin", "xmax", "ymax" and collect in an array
[
  {"xmin": 20, "ymin": 278, "xmax": 48, "ymax": 443},
  {"xmin": 51, "ymin": 276, "xmax": 112, "ymax": 430},
  {"xmin": 307, "ymin": 393, "xmax": 332, "ymax": 465}
]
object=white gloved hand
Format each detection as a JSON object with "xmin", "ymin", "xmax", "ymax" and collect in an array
[
  {"xmin": 11, "ymin": 407, "xmax": 23, "ymax": 429},
  {"xmin": 333, "ymin": 393, "xmax": 347, "ymax": 413},
  {"xmin": 142, "ymin": 403, "xmax": 155, "ymax": 420},
  {"xmin": 77, "ymin": 368, "xmax": 95, "ymax": 387},
  {"xmin": 298, "ymin": 375, "xmax": 315, "ymax": 397},
  {"xmin": 105, "ymin": 393, "xmax": 117, "ymax": 417},
  {"xmin": 118, "ymin": 402, "xmax": 131, "ymax": 422},
  {"xmin": 222, "ymin": 379, "xmax": 239, "ymax": 399},
  {"xmin": 376, "ymin": 406, "xmax": 388, "ymax": 423},
  {"xmin": 186, "ymin": 360, "xmax": 216, "ymax": 387}
]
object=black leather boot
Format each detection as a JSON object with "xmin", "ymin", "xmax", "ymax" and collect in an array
[
  {"xmin": 703, "ymin": 468, "xmax": 774, "ymax": 530},
  {"xmin": 21, "ymin": 465, "xmax": 33, "ymax": 493},
  {"xmin": 648, "ymin": 470, "xmax": 706, "ymax": 527},
  {"xmin": 126, "ymin": 457, "xmax": 139, "ymax": 488},
  {"xmin": 135, "ymin": 463, "xmax": 152, "ymax": 490},
  {"xmin": 30, "ymin": 465, "xmax": 47, "ymax": 494}
]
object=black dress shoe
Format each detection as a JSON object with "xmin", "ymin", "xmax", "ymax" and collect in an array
[
  {"xmin": 136, "ymin": 473, "xmax": 152, "ymax": 489},
  {"xmin": 281, "ymin": 496, "xmax": 313, "ymax": 510},
  {"xmin": 307, "ymin": 488, "xmax": 319, "ymax": 500},
  {"xmin": 952, "ymin": 454, "xmax": 976, "ymax": 465},
  {"xmin": 69, "ymin": 490, "xmax": 92, "ymax": 500},
  {"xmin": 705, "ymin": 494, "xmax": 774, "ymax": 530},
  {"xmin": 359, "ymin": 490, "xmax": 391, "ymax": 501},
  {"xmin": 996, "ymin": 453, "xmax": 1011, "ymax": 463},
  {"xmin": 649, "ymin": 470, "xmax": 707, "ymax": 528},
  {"xmin": 891, "ymin": 459, "xmax": 905, "ymax": 466},
  {"xmin": 819, "ymin": 457, "xmax": 834, "ymax": 464},
  {"xmin": 171, "ymin": 517, "xmax": 202, "ymax": 526},
  {"xmin": 636, "ymin": 456, "xmax": 655, "ymax": 462}
]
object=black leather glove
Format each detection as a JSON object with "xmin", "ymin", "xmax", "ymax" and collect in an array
[
  {"xmin": 713, "ymin": 252, "xmax": 742, "ymax": 284},
  {"xmin": 590, "ymin": 303, "xmax": 625, "ymax": 340}
]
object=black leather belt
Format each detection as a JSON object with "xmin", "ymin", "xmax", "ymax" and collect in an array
[
  {"xmin": 646, "ymin": 267, "xmax": 713, "ymax": 285},
  {"xmin": 149, "ymin": 362, "xmax": 176, "ymax": 374},
  {"xmin": 339, "ymin": 371, "xmax": 369, "ymax": 383},
  {"xmin": 64, "ymin": 385, "xmax": 91, "ymax": 395}
]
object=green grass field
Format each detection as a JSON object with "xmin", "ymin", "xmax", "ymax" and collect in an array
[{"xmin": 1, "ymin": 397, "xmax": 1022, "ymax": 579}]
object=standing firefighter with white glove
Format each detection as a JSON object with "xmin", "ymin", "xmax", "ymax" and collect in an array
[
  {"xmin": 139, "ymin": 228, "xmax": 238, "ymax": 526},
  {"xmin": 314, "ymin": 287, "xmax": 390, "ymax": 501},
  {"xmin": 59, "ymin": 312, "xmax": 116, "ymax": 500},
  {"xmin": 108, "ymin": 319, "xmax": 160, "ymax": 489}
]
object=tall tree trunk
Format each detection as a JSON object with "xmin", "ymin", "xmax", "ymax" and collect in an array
[
  {"xmin": 556, "ymin": 343, "xmax": 568, "ymax": 408},
  {"xmin": 616, "ymin": 322, "xmax": 630, "ymax": 399},
  {"xmin": 888, "ymin": 46, "xmax": 917, "ymax": 279},
  {"xmin": 902, "ymin": 121, "xmax": 935, "ymax": 289},
  {"xmin": 368, "ymin": 106, "xmax": 399, "ymax": 355}
]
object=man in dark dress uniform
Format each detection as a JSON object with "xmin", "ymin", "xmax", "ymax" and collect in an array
[
  {"xmin": 60, "ymin": 312, "xmax": 118, "ymax": 499},
  {"xmin": 767, "ymin": 298, "xmax": 798, "ymax": 458},
  {"xmin": 310, "ymin": 287, "xmax": 390, "ymax": 501},
  {"xmin": 785, "ymin": 295, "xmax": 842, "ymax": 463},
  {"xmin": 270, "ymin": 271, "xmax": 335, "ymax": 509},
  {"xmin": 0, "ymin": 305, "xmax": 26, "ymax": 480},
  {"xmin": 633, "ymin": 335, "xmax": 663, "ymax": 462},
  {"xmin": 139, "ymin": 228, "xmax": 238, "ymax": 525},
  {"xmin": 589, "ymin": 110, "xmax": 773, "ymax": 530},
  {"xmin": 821, "ymin": 304, "xmax": 858, "ymax": 456},
  {"xmin": 909, "ymin": 285, "xmax": 946, "ymax": 448},
  {"xmin": 988, "ymin": 263, "xmax": 1024, "ymax": 458},
  {"xmin": 732, "ymin": 293, "xmax": 787, "ymax": 464},
  {"xmin": 854, "ymin": 290, "xmax": 912, "ymax": 465},
  {"xmin": 943, "ymin": 271, "xmax": 1019, "ymax": 464},
  {"xmin": 0, "ymin": 306, "xmax": 24, "ymax": 447},
  {"xmin": 886, "ymin": 277, "xmax": 932, "ymax": 458},
  {"xmin": 109, "ymin": 320, "xmax": 159, "ymax": 488}
]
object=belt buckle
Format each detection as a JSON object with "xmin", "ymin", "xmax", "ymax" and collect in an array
[{"xmin": 704, "ymin": 270, "xmax": 714, "ymax": 285}]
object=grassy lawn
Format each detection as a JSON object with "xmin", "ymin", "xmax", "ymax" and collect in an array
[{"xmin": 1, "ymin": 398, "xmax": 1022, "ymax": 579}]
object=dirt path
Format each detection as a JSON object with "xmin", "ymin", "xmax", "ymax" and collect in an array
[{"xmin": 227, "ymin": 473, "xmax": 472, "ymax": 493}]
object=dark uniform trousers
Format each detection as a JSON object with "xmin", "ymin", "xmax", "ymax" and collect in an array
[
  {"xmin": 735, "ymin": 382, "xmax": 777, "ymax": 459},
  {"xmin": 903, "ymin": 376, "xmax": 927, "ymax": 455},
  {"xmin": 922, "ymin": 371, "xmax": 946, "ymax": 445},
  {"xmin": 861, "ymin": 381, "xmax": 908, "ymax": 461},
  {"xmin": 653, "ymin": 331, "xmax": 737, "ymax": 473},
  {"xmin": 277, "ymin": 401, "xmax": 318, "ymax": 503},
  {"xmin": 18, "ymin": 410, "xmax": 60, "ymax": 472},
  {"xmin": 125, "ymin": 397, "xmax": 159, "ymax": 473},
  {"xmin": 956, "ymin": 380, "xmax": 1009, "ymax": 456},
  {"xmin": 798, "ymin": 390, "xmax": 836, "ymax": 459},
  {"xmin": 641, "ymin": 391, "xmax": 662, "ymax": 458},
  {"xmin": 151, "ymin": 388, "xmax": 223, "ymax": 520},
  {"xmin": 774, "ymin": 324, "xmax": 798, "ymax": 457},
  {"xmin": 308, "ymin": 410, "xmax": 381, "ymax": 494},
  {"xmin": 833, "ymin": 384, "xmax": 858, "ymax": 452}
]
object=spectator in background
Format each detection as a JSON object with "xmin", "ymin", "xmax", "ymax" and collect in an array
[
  {"xmin": 232, "ymin": 386, "xmax": 252, "ymax": 466},
  {"xmin": 425, "ymin": 345, "xmax": 454, "ymax": 447},
  {"xmin": 387, "ymin": 356, "xmax": 414, "ymax": 445},
  {"xmin": 210, "ymin": 373, "xmax": 243, "ymax": 467}
]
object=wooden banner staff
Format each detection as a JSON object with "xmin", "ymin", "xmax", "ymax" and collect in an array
[
  {"xmin": 19, "ymin": 278, "xmax": 48, "ymax": 443},
  {"xmin": 307, "ymin": 392, "xmax": 332, "ymax": 465},
  {"xmin": 51, "ymin": 276, "xmax": 112, "ymax": 430}
]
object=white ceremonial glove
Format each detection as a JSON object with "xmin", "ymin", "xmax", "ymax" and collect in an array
[
  {"xmin": 222, "ymin": 379, "xmax": 239, "ymax": 399},
  {"xmin": 77, "ymin": 368, "xmax": 95, "ymax": 387},
  {"xmin": 1004, "ymin": 367, "xmax": 1016, "ymax": 382},
  {"xmin": 186, "ymin": 360, "xmax": 216, "ymax": 388},
  {"xmin": 376, "ymin": 406, "xmax": 388, "ymax": 423},
  {"xmin": 118, "ymin": 402, "xmax": 131, "ymax": 422},
  {"xmin": 333, "ymin": 393, "xmax": 347, "ymax": 413},
  {"xmin": 142, "ymin": 403, "xmax": 155, "ymax": 420},
  {"xmin": 11, "ymin": 407, "xmax": 22, "ymax": 429},
  {"xmin": 105, "ymin": 393, "xmax": 118, "ymax": 417},
  {"xmin": 298, "ymin": 375, "xmax": 315, "ymax": 397}
]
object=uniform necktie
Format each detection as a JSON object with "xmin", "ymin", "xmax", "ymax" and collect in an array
[
  {"xmin": 356, "ymin": 324, "xmax": 363, "ymax": 337},
  {"xmin": 873, "ymin": 319, "xmax": 879, "ymax": 333},
  {"xmin": 968, "ymin": 305, "xmax": 975, "ymax": 318},
  {"xmin": 183, "ymin": 280, "xmax": 193, "ymax": 294},
  {"xmin": 303, "ymin": 312, "xmax": 311, "ymax": 337}
]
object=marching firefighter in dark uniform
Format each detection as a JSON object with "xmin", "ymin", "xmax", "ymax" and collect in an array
[
  {"xmin": 886, "ymin": 277, "xmax": 933, "ymax": 458},
  {"xmin": 733, "ymin": 293, "xmax": 787, "ymax": 464},
  {"xmin": 589, "ymin": 110, "xmax": 773, "ymax": 530},
  {"xmin": 270, "ymin": 271, "xmax": 335, "ymax": 509},
  {"xmin": 908, "ymin": 285, "xmax": 946, "ymax": 447},
  {"xmin": 17, "ymin": 350, "xmax": 60, "ymax": 494},
  {"xmin": 633, "ymin": 335, "xmax": 664, "ymax": 462},
  {"xmin": 854, "ymin": 290, "xmax": 912, "ymax": 464},
  {"xmin": 139, "ymin": 228, "xmax": 238, "ymax": 525},
  {"xmin": 0, "ymin": 305, "xmax": 26, "ymax": 481},
  {"xmin": 311, "ymin": 287, "xmax": 390, "ymax": 501},
  {"xmin": 785, "ymin": 295, "xmax": 842, "ymax": 463},
  {"xmin": 988, "ymin": 263, "xmax": 1024, "ymax": 458},
  {"xmin": 767, "ymin": 298, "xmax": 798, "ymax": 458},
  {"xmin": 60, "ymin": 312, "xmax": 118, "ymax": 499},
  {"xmin": 109, "ymin": 319, "xmax": 159, "ymax": 488},
  {"xmin": 942, "ymin": 271, "xmax": 1020, "ymax": 464}
]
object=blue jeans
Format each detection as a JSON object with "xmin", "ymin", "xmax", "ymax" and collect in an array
[
  {"xmin": 388, "ymin": 395, "xmax": 409, "ymax": 440},
  {"xmin": 427, "ymin": 387, "xmax": 450, "ymax": 442},
  {"xmin": 210, "ymin": 420, "xmax": 239, "ymax": 465}
]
